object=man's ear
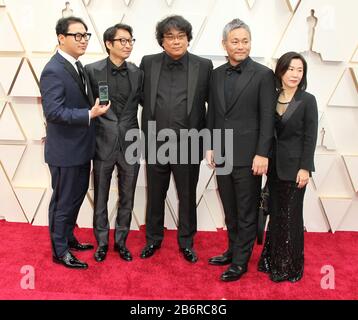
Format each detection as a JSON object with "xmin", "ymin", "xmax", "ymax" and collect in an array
[
  {"xmin": 105, "ymin": 40, "xmax": 112, "ymax": 52},
  {"xmin": 58, "ymin": 34, "xmax": 65, "ymax": 46},
  {"xmin": 222, "ymin": 39, "xmax": 226, "ymax": 51}
]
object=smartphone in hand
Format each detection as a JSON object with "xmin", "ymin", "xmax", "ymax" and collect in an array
[{"xmin": 98, "ymin": 81, "xmax": 109, "ymax": 105}]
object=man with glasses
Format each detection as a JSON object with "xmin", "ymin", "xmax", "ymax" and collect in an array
[
  {"xmin": 40, "ymin": 16, "xmax": 110, "ymax": 269},
  {"xmin": 139, "ymin": 15, "xmax": 213, "ymax": 263},
  {"xmin": 85, "ymin": 24, "xmax": 142, "ymax": 262}
]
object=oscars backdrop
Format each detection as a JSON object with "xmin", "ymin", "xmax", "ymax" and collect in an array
[{"xmin": 0, "ymin": 0, "xmax": 357, "ymax": 233}]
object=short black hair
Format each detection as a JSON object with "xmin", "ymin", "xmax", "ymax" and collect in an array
[
  {"xmin": 103, "ymin": 23, "xmax": 133, "ymax": 55},
  {"xmin": 55, "ymin": 16, "xmax": 88, "ymax": 36},
  {"xmin": 155, "ymin": 15, "xmax": 192, "ymax": 48},
  {"xmin": 275, "ymin": 51, "xmax": 308, "ymax": 91}
]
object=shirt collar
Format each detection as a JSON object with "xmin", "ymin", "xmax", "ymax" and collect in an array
[
  {"xmin": 108, "ymin": 57, "xmax": 127, "ymax": 69},
  {"xmin": 226, "ymin": 56, "xmax": 250, "ymax": 71},
  {"xmin": 164, "ymin": 51, "xmax": 188, "ymax": 67},
  {"xmin": 58, "ymin": 49, "xmax": 80, "ymax": 70}
]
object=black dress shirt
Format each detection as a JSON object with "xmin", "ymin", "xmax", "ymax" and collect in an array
[
  {"xmin": 224, "ymin": 57, "xmax": 250, "ymax": 108},
  {"xmin": 107, "ymin": 58, "xmax": 131, "ymax": 119},
  {"xmin": 155, "ymin": 52, "xmax": 189, "ymax": 133}
]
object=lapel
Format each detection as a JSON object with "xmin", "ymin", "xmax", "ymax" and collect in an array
[
  {"xmin": 57, "ymin": 52, "xmax": 88, "ymax": 100},
  {"xmin": 150, "ymin": 53, "xmax": 163, "ymax": 116},
  {"xmin": 187, "ymin": 53, "xmax": 200, "ymax": 115},
  {"xmin": 93, "ymin": 58, "xmax": 120, "ymax": 121},
  {"xmin": 127, "ymin": 64, "xmax": 138, "ymax": 98},
  {"xmin": 93, "ymin": 58, "xmax": 108, "ymax": 84},
  {"xmin": 226, "ymin": 57, "xmax": 255, "ymax": 114},
  {"xmin": 281, "ymin": 90, "xmax": 303, "ymax": 126},
  {"xmin": 83, "ymin": 71, "xmax": 94, "ymax": 106}
]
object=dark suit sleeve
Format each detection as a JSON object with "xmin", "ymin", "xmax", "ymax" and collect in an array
[
  {"xmin": 206, "ymin": 72, "xmax": 215, "ymax": 129},
  {"xmin": 40, "ymin": 68, "xmax": 89, "ymax": 126},
  {"xmin": 139, "ymin": 57, "xmax": 145, "ymax": 107},
  {"xmin": 136, "ymin": 69, "xmax": 144, "ymax": 103},
  {"xmin": 256, "ymin": 69, "xmax": 276, "ymax": 157},
  {"xmin": 300, "ymin": 95, "xmax": 318, "ymax": 171},
  {"xmin": 205, "ymin": 60, "xmax": 214, "ymax": 103}
]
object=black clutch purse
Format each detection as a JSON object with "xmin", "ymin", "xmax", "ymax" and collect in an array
[{"xmin": 257, "ymin": 182, "xmax": 269, "ymax": 245}]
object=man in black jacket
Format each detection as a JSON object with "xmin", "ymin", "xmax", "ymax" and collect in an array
[
  {"xmin": 206, "ymin": 18, "xmax": 276, "ymax": 281},
  {"xmin": 139, "ymin": 15, "xmax": 213, "ymax": 263},
  {"xmin": 85, "ymin": 23, "xmax": 142, "ymax": 262}
]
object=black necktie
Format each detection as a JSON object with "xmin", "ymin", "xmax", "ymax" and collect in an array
[
  {"xmin": 226, "ymin": 65, "xmax": 242, "ymax": 76},
  {"xmin": 112, "ymin": 65, "xmax": 128, "ymax": 77},
  {"xmin": 75, "ymin": 60, "xmax": 86, "ymax": 89}
]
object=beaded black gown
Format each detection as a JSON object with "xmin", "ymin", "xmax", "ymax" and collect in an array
[{"xmin": 258, "ymin": 112, "xmax": 306, "ymax": 283}]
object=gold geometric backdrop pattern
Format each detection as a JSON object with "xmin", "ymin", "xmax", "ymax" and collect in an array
[{"xmin": 1, "ymin": 0, "xmax": 358, "ymax": 233}]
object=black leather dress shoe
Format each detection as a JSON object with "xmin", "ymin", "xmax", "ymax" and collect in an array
[
  {"xmin": 53, "ymin": 251, "xmax": 88, "ymax": 269},
  {"xmin": 221, "ymin": 264, "xmax": 247, "ymax": 282},
  {"xmin": 94, "ymin": 245, "xmax": 108, "ymax": 262},
  {"xmin": 180, "ymin": 248, "xmax": 198, "ymax": 263},
  {"xmin": 140, "ymin": 244, "xmax": 161, "ymax": 259},
  {"xmin": 69, "ymin": 241, "xmax": 94, "ymax": 251},
  {"xmin": 115, "ymin": 245, "xmax": 132, "ymax": 262},
  {"xmin": 208, "ymin": 251, "xmax": 232, "ymax": 266}
]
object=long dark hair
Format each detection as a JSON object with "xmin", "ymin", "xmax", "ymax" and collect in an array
[{"xmin": 275, "ymin": 51, "xmax": 307, "ymax": 91}]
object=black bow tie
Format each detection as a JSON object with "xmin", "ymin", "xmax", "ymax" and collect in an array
[
  {"xmin": 226, "ymin": 65, "xmax": 242, "ymax": 75},
  {"xmin": 112, "ymin": 65, "xmax": 128, "ymax": 76},
  {"xmin": 168, "ymin": 60, "xmax": 183, "ymax": 70}
]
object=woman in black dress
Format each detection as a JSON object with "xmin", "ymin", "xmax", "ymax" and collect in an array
[{"xmin": 258, "ymin": 52, "xmax": 318, "ymax": 282}]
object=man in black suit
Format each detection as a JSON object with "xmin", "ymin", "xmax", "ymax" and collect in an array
[
  {"xmin": 139, "ymin": 15, "xmax": 213, "ymax": 263},
  {"xmin": 206, "ymin": 18, "xmax": 276, "ymax": 281},
  {"xmin": 85, "ymin": 24, "xmax": 142, "ymax": 262},
  {"xmin": 40, "ymin": 17, "xmax": 110, "ymax": 269}
]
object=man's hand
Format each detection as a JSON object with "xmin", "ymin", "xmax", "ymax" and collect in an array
[
  {"xmin": 206, "ymin": 150, "xmax": 215, "ymax": 169},
  {"xmin": 252, "ymin": 155, "xmax": 268, "ymax": 176},
  {"xmin": 296, "ymin": 169, "xmax": 309, "ymax": 188},
  {"xmin": 90, "ymin": 98, "xmax": 111, "ymax": 119}
]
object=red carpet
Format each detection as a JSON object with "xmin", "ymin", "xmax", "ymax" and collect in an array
[{"xmin": 0, "ymin": 220, "xmax": 357, "ymax": 300}]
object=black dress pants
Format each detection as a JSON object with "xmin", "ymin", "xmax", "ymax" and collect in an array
[
  {"xmin": 93, "ymin": 151, "xmax": 139, "ymax": 247},
  {"xmin": 216, "ymin": 166, "xmax": 262, "ymax": 267},
  {"xmin": 48, "ymin": 163, "xmax": 90, "ymax": 258},
  {"xmin": 145, "ymin": 162, "xmax": 200, "ymax": 249}
]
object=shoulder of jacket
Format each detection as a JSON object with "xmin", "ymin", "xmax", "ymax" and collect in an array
[
  {"xmin": 127, "ymin": 61, "xmax": 140, "ymax": 71},
  {"xmin": 84, "ymin": 58, "xmax": 107, "ymax": 70}
]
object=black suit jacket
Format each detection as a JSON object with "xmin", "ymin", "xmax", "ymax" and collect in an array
[
  {"xmin": 207, "ymin": 57, "xmax": 276, "ymax": 166},
  {"xmin": 273, "ymin": 89, "xmax": 318, "ymax": 181},
  {"xmin": 40, "ymin": 52, "xmax": 95, "ymax": 167},
  {"xmin": 140, "ymin": 52, "xmax": 213, "ymax": 159},
  {"xmin": 85, "ymin": 58, "xmax": 143, "ymax": 161}
]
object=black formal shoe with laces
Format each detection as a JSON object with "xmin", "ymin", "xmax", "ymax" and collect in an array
[
  {"xmin": 94, "ymin": 245, "xmax": 108, "ymax": 262},
  {"xmin": 208, "ymin": 251, "xmax": 232, "ymax": 266},
  {"xmin": 180, "ymin": 248, "xmax": 198, "ymax": 263},
  {"xmin": 140, "ymin": 244, "xmax": 161, "ymax": 259},
  {"xmin": 53, "ymin": 251, "xmax": 88, "ymax": 269},
  {"xmin": 221, "ymin": 264, "xmax": 247, "ymax": 282},
  {"xmin": 68, "ymin": 241, "xmax": 94, "ymax": 251},
  {"xmin": 115, "ymin": 245, "xmax": 133, "ymax": 262}
]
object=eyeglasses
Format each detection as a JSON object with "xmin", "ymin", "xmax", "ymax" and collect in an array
[
  {"xmin": 112, "ymin": 38, "xmax": 136, "ymax": 46},
  {"xmin": 163, "ymin": 33, "xmax": 187, "ymax": 42},
  {"xmin": 65, "ymin": 32, "xmax": 92, "ymax": 42}
]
